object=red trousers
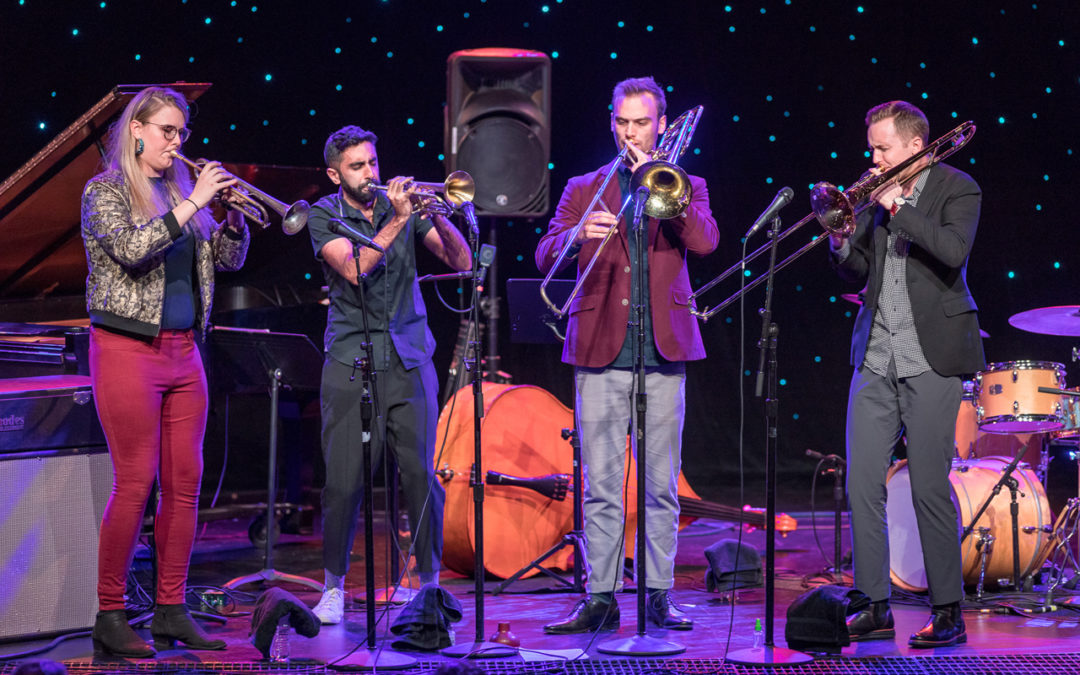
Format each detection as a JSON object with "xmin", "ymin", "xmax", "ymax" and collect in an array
[{"xmin": 90, "ymin": 326, "xmax": 207, "ymax": 610}]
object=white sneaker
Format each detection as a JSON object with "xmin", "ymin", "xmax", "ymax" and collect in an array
[{"xmin": 313, "ymin": 587, "xmax": 346, "ymax": 625}]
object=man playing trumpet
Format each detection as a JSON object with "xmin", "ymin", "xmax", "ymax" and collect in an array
[{"xmin": 306, "ymin": 125, "xmax": 471, "ymax": 623}]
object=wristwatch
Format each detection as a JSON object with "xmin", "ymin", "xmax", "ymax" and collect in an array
[{"xmin": 890, "ymin": 196, "xmax": 906, "ymax": 216}]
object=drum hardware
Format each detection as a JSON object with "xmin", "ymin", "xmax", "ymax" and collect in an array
[
  {"xmin": 974, "ymin": 527, "xmax": 995, "ymax": 602},
  {"xmin": 806, "ymin": 448, "xmax": 848, "ymax": 586},
  {"xmin": 960, "ymin": 444, "xmax": 1036, "ymax": 590}
]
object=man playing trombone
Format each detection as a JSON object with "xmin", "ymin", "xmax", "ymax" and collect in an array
[
  {"xmin": 536, "ymin": 77, "xmax": 718, "ymax": 634},
  {"xmin": 830, "ymin": 101, "xmax": 984, "ymax": 648},
  {"xmin": 306, "ymin": 125, "xmax": 471, "ymax": 624}
]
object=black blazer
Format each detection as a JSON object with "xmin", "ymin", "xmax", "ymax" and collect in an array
[{"xmin": 831, "ymin": 162, "xmax": 986, "ymax": 377}]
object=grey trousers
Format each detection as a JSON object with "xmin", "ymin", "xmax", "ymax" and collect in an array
[
  {"xmin": 846, "ymin": 362, "xmax": 964, "ymax": 606},
  {"xmin": 576, "ymin": 363, "xmax": 686, "ymax": 593},
  {"xmin": 320, "ymin": 352, "xmax": 443, "ymax": 579}
]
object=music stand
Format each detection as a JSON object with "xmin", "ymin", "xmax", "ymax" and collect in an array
[
  {"xmin": 210, "ymin": 326, "xmax": 324, "ymax": 591},
  {"xmin": 494, "ymin": 279, "xmax": 585, "ymax": 594}
]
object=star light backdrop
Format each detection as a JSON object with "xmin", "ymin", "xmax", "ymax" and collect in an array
[{"xmin": 2, "ymin": 1, "xmax": 1077, "ymax": 506}]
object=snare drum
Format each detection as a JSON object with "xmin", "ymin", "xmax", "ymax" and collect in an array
[{"xmin": 974, "ymin": 361, "xmax": 1066, "ymax": 433}]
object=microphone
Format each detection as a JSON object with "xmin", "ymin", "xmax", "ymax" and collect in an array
[
  {"xmin": 460, "ymin": 201, "xmax": 479, "ymax": 236},
  {"xmin": 328, "ymin": 219, "xmax": 384, "ymax": 253},
  {"xmin": 744, "ymin": 186, "xmax": 795, "ymax": 239}
]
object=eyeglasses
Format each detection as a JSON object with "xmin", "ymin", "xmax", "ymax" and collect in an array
[{"xmin": 145, "ymin": 122, "xmax": 191, "ymax": 143}]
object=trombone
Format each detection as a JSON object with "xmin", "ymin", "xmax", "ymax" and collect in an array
[
  {"xmin": 688, "ymin": 120, "xmax": 977, "ymax": 321},
  {"xmin": 539, "ymin": 105, "xmax": 704, "ymax": 318},
  {"xmin": 366, "ymin": 171, "xmax": 475, "ymax": 218},
  {"xmin": 169, "ymin": 151, "xmax": 310, "ymax": 235}
]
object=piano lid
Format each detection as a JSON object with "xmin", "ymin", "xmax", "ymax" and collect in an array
[{"xmin": 0, "ymin": 83, "xmax": 211, "ymax": 319}]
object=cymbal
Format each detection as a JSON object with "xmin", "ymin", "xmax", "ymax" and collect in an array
[
  {"xmin": 839, "ymin": 293, "xmax": 990, "ymax": 337},
  {"xmin": 1009, "ymin": 305, "xmax": 1080, "ymax": 336}
]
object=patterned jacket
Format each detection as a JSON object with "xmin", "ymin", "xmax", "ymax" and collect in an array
[{"xmin": 81, "ymin": 170, "xmax": 249, "ymax": 337}]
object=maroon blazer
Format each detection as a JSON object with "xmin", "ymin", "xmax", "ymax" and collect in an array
[{"xmin": 536, "ymin": 165, "xmax": 719, "ymax": 368}]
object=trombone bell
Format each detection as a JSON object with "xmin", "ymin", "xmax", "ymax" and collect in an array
[
  {"xmin": 809, "ymin": 182, "xmax": 856, "ymax": 237},
  {"xmin": 632, "ymin": 160, "xmax": 691, "ymax": 220}
]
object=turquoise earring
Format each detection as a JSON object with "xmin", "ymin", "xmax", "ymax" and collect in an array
[{"xmin": 135, "ymin": 138, "xmax": 144, "ymax": 156}]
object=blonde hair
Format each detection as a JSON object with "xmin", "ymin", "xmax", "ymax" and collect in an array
[{"xmin": 104, "ymin": 86, "xmax": 214, "ymax": 239}]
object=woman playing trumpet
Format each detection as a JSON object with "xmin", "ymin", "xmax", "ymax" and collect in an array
[{"xmin": 81, "ymin": 85, "xmax": 249, "ymax": 656}]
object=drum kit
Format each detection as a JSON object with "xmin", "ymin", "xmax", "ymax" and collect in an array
[{"xmin": 885, "ymin": 305, "xmax": 1080, "ymax": 596}]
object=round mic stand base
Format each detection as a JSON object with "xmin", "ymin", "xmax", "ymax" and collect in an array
[
  {"xmin": 597, "ymin": 634, "xmax": 685, "ymax": 657},
  {"xmin": 725, "ymin": 645, "xmax": 814, "ymax": 666},
  {"xmin": 331, "ymin": 648, "xmax": 416, "ymax": 671},
  {"xmin": 441, "ymin": 641, "xmax": 518, "ymax": 659}
]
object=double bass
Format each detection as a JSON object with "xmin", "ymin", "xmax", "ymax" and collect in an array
[{"xmin": 434, "ymin": 383, "xmax": 794, "ymax": 579}]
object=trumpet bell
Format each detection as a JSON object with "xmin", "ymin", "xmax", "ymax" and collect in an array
[
  {"xmin": 631, "ymin": 160, "xmax": 691, "ymax": 220},
  {"xmin": 282, "ymin": 200, "xmax": 310, "ymax": 235},
  {"xmin": 443, "ymin": 170, "xmax": 475, "ymax": 208},
  {"xmin": 809, "ymin": 182, "xmax": 856, "ymax": 237}
]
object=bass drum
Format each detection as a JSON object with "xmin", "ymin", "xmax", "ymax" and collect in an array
[{"xmin": 886, "ymin": 457, "xmax": 1053, "ymax": 592}]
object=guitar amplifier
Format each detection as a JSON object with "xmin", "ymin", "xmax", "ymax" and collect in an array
[
  {"xmin": 0, "ymin": 448, "xmax": 114, "ymax": 640},
  {"xmin": 0, "ymin": 374, "xmax": 111, "ymax": 641},
  {"xmin": 0, "ymin": 375, "xmax": 106, "ymax": 452}
]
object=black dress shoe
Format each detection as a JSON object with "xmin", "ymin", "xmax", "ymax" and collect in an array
[
  {"xmin": 150, "ymin": 604, "xmax": 226, "ymax": 651},
  {"xmin": 543, "ymin": 596, "xmax": 619, "ymax": 634},
  {"xmin": 909, "ymin": 603, "xmax": 966, "ymax": 648},
  {"xmin": 846, "ymin": 601, "xmax": 895, "ymax": 641},
  {"xmin": 91, "ymin": 610, "xmax": 155, "ymax": 658},
  {"xmin": 647, "ymin": 590, "xmax": 693, "ymax": 630}
]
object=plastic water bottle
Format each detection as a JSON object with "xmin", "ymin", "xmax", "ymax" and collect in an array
[
  {"xmin": 269, "ymin": 619, "xmax": 291, "ymax": 664},
  {"xmin": 753, "ymin": 618, "xmax": 764, "ymax": 650}
]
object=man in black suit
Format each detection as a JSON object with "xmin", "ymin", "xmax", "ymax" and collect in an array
[{"xmin": 829, "ymin": 100, "xmax": 984, "ymax": 648}]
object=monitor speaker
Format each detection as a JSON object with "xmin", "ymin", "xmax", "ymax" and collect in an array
[{"xmin": 445, "ymin": 48, "xmax": 551, "ymax": 217}]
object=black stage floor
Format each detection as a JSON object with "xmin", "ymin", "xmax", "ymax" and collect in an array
[{"xmin": 4, "ymin": 507, "xmax": 1080, "ymax": 674}]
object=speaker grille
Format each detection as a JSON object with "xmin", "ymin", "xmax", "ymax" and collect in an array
[
  {"xmin": 457, "ymin": 117, "xmax": 548, "ymax": 216},
  {"xmin": 0, "ymin": 450, "xmax": 112, "ymax": 639}
]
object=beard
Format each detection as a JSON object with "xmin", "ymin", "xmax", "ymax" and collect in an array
[{"xmin": 342, "ymin": 179, "xmax": 376, "ymax": 207}]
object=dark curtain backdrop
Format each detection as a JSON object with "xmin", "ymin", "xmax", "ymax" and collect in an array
[{"xmin": 3, "ymin": 1, "xmax": 1078, "ymax": 508}]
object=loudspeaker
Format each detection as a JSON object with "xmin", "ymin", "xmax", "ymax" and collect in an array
[
  {"xmin": 0, "ymin": 449, "xmax": 112, "ymax": 640},
  {"xmin": 445, "ymin": 48, "xmax": 551, "ymax": 217}
]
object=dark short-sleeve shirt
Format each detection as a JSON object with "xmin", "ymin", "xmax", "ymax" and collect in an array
[{"xmin": 307, "ymin": 190, "xmax": 436, "ymax": 370}]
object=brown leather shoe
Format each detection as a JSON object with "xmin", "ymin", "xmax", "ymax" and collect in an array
[
  {"xmin": 846, "ymin": 600, "xmax": 895, "ymax": 641},
  {"xmin": 909, "ymin": 603, "xmax": 966, "ymax": 648},
  {"xmin": 543, "ymin": 596, "xmax": 619, "ymax": 634}
]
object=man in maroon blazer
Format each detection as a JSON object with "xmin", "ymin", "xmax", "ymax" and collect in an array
[{"xmin": 536, "ymin": 77, "xmax": 718, "ymax": 634}]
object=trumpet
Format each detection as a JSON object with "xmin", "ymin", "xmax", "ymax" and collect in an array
[
  {"xmin": 539, "ymin": 105, "xmax": 704, "ymax": 318},
  {"xmin": 688, "ymin": 120, "xmax": 977, "ymax": 321},
  {"xmin": 366, "ymin": 171, "xmax": 475, "ymax": 218},
  {"xmin": 169, "ymin": 151, "xmax": 310, "ymax": 235}
]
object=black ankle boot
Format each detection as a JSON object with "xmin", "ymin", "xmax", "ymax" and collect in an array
[
  {"xmin": 91, "ymin": 609, "xmax": 155, "ymax": 658},
  {"xmin": 150, "ymin": 604, "xmax": 226, "ymax": 651}
]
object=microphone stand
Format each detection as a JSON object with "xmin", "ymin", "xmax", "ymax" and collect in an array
[
  {"xmin": 599, "ymin": 188, "xmax": 684, "ymax": 657},
  {"xmin": 960, "ymin": 440, "xmax": 1031, "ymax": 590},
  {"xmin": 442, "ymin": 205, "xmax": 515, "ymax": 659},
  {"xmin": 727, "ymin": 216, "xmax": 812, "ymax": 666},
  {"xmin": 335, "ymin": 240, "xmax": 415, "ymax": 670},
  {"xmin": 806, "ymin": 449, "xmax": 849, "ymax": 586}
]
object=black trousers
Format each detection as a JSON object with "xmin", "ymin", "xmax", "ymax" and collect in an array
[{"xmin": 319, "ymin": 352, "xmax": 443, "ymax": 578}]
